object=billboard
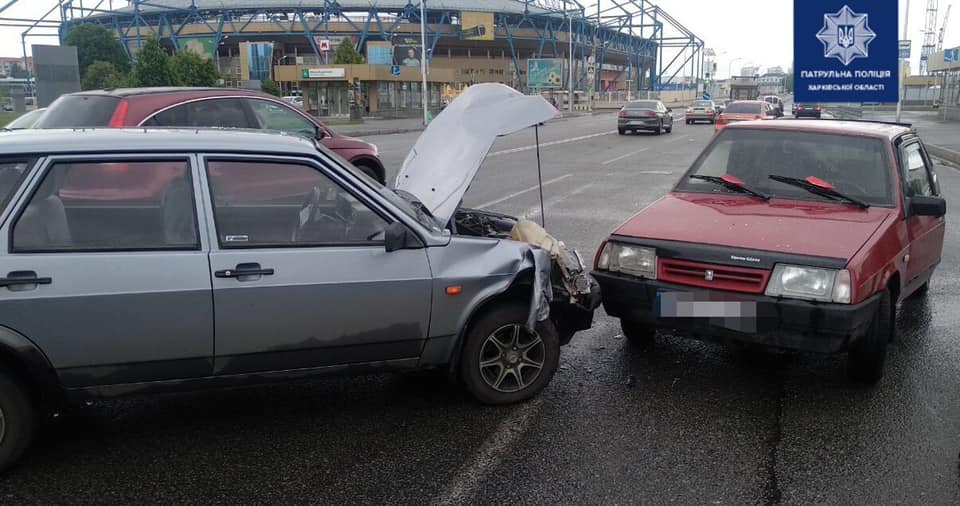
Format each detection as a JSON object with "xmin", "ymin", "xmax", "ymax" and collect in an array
[
  {"xmin": 527, "ymin": 59, "xmax": 564, "ymax": 88},
  {"xmin": 367, "ymin": 41, "xmax": 393, "ymax": 65},
  {"xmin": 241, "ymin": 41, "xmax": 274, "ymax": 82},
  {"xmin": 461, "ymin": 11, "xmax": 495, "ymax": 41},
  {"xmin": 794, "ymin": 0, "xmax": 898, "ymax": 103},
  {"xmin": 393, "ymin": 36, "xmax": 423, "ymax": 68},
  {"xmin": 181, "ymin": 37, "xmax": 217, "ymax": 60},
  {"xmin": 32, "ymin": 45, "xmax": 80, "ymax": 108}
]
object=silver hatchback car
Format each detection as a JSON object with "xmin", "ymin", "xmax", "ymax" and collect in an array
[{"xmin": 0, "ymin": 85, "xmax": 598, "ymax": 471}]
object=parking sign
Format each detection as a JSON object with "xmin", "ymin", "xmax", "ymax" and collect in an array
[{"xmin": 794, "ymin": 0, "xmax": 898, "ymax": 103}]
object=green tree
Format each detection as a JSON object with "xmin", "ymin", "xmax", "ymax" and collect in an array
[
  {"xmin": 170, "ymin": 51, "xmax": 220, "ymax": 87},
  {"xmin": 133, "ymin": 38, "xmax": 175, "ymax": 87},
  {"xmin": 81, "ymin": 60, "xmax": 132, "ymax": 90},
  {"xmin": 261, "ymin": 79, "xmax": 282, "ymax": 97},
  {"xmin": 63, "ymin": 24, "xmax": 130, "ymax": 78},
  {"xmin": 333, "ymin": 39, "xmax": 364, "ymax": 64}
]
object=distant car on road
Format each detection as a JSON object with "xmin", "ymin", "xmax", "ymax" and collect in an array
[
  {"xmin": 762, "ymin": 95, "xmax": 784, "ymax": 117},
  {"xmin": 0, "ymin": 85, "xmax": 601, "ymax": 472},
  {"xmin": 618, "ymin": 99, "xmax": 674, "ymax": 135},
  {"xmin": 714, "ymin": 100, "xmax": 777, "ymax": 133},
  {"xmin": 594, "ymin": 119, "xmax": 945, "ymax": 384},
  {"xmin": 685, "ymin": 100, "xmax": 717, "ymax": 124},
  {"xmin": 714, "ymin": 99, "xmax": 729, "ymax": 114},
  {"xmin": 2, "ymin": 108, "xmax": 46, "ymax": 129},
  {"xmin": 794, "ymin": 103, "xmax": 822, "ymax": 119},
  {"xmin": 34, "ymin": 88, "xmax": 387, "ymax": 183}
]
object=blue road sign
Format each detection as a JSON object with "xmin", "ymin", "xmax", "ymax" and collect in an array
[
  {"xmin": 391, "ymin": 65, "xmax": 401, "ymax": 77},
  {"xmin": 899, "ymin": 40, "xmax": 911, "ymax": 59},
  {"xmin": 795, "ymin": 0, "xmax": 898, "ymax": 103},
  {"xmin": 946, "ymin": 48, "xmax": 960, "ymax": 64},
  {"xmin": 702, "ymin": 92, "xmax": 711, "ymax": 100}
]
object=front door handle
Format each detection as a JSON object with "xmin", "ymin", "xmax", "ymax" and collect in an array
[
  {"xmin": 0, "ymin": 271, "xmax": 52, "ymax": 288},
  {"xmin": 215, "ymin": 263, "xmax": 275, "ymax": 279}
]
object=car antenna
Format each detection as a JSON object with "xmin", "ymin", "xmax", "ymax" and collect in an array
[{"xmin": 534, "ymin": 124, "xmax": 546, "ymax": 228}]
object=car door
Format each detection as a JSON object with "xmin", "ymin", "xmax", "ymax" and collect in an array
[
  {"xmin": 899, "ymin": 140, "xmax": 946, "ymax": 291},
  {"xmin": 0, "ymin": 155, "xmax": 214, "ymax": 388},
  {"xmin": 198, "ymin": 154, "xmax": 433, "ymax": 375}
]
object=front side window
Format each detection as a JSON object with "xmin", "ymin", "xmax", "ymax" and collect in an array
[
  {"xmin": 144, "ymin": 99, "xmax": 253, "ymax": 129},
  {"xmin": 13, "ymin": 160, "xmax": 198, "ymax": 252},
  {"xmin": 0, "ymin": 160, "xmax": 32, "ymax": 213},
  {"xmin": 247, "ymin": 99, "xmax": 317, "ymax": 138},
  {"xmin": 902, "ymin": 143, "xmax": 933, "ymax": 197},
  {"xmin": 676, "ymin": 129, "xmax": 893, "ymax": 206},
  {"xmin": 206, "ymin": 160, "xmax": 388, "ymax": 248}
]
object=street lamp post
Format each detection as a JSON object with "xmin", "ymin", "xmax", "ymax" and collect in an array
[
  {"xmin": 567, "ymin": 2, "xmax": 574, "ymax": 113},
  {"xmin": 896, "ymin": 0, "xmax": 910, "ymax": 123},
  {"xmin": 420, "ymin": 0, "xmax": 429, "ymax": 126}
]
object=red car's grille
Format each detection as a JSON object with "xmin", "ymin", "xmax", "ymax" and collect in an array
[{"xmin": 658, "ymin": 258, "xmax": 770, "ymax": 294}]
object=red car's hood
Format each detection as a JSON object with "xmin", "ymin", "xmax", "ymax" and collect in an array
[{"xmin": 614, "ymin": 193, "xmax": 896, "ymax": 260}]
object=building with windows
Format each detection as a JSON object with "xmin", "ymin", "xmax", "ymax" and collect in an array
[
  {"xmin": 929, "ymin": 47, "xmax": 960, "ymax": 121},
  {"xmin": 25, "ymin": 0, "xmax": 704, "ymax": 118},
  {"xmin": 758, "ymin": 72, "xmax": 785, "ymax": 95}
]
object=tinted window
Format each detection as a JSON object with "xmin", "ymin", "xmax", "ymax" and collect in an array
[
  {"xmin": 724, "ymin": 102, "xmax": 762, "ymax": 114},
  {"xmin": 206, "ymin": 160, "xmax": 388, "ymax": 248},
  {"xmin": 5, "ymin": 109, "xmax": 46, "ymax": 129},
  {"xmin": 13, "ymin": 160, "xmax": 198, "ymax": 252},
  {"xmin": 144, "ymin": 99, "xmax": 253, "ymax": 128},
  {"xmin": 0, "ymin": 161, "xmax": 31, "ymax": 213},
  {"xmin": 677, "ymin": 129, "xmax": 892, "ymax": 206},
  {"xmin": 248, "ymin": 99, "xmax": 316, "ymax": 138},
  {"xmin": 903, "ymin": 143, "xmax": 933, "ymax": 197},
  {"xmin": 34, "ymin": 95, "xmax": 120, "ymax": 128},
  {"xmin": 692, "ymin": 101, "xmax": 712, "ymax": 107},
  {"xmin": 626, "ymin": 101, "xmax": 658, "ymax": 109}
]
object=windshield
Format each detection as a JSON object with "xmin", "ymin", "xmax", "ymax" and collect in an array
[
  {"xmin": 626, "ymin": 101, "xmax": 658, "ymax": 109},
  {"xmin": 723, "ymin": 102, "xmax": 762, "ymax": 114},
  {"xmin": 676, "ymin": 128, "xmax": 893, "ymax": 206}
]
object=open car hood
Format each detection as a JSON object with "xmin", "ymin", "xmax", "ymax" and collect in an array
[{"xmin": 393, "ymin": 83, "xmax": 558, "ymax": 224}]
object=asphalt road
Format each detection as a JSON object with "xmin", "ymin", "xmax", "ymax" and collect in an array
[{"xmin": 3, "ymin": 113, "xmax": 960, "ymax": 505}]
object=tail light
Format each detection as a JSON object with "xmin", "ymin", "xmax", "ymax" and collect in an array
[
  {"xmin": 814, "ymin": 106, "xmax": 821, "ymax": 111},
  {"xmin": 686, "ymin": 108, "xmax": 693, "ymax": 113},
  {"xmin": 108, "ymin": 99, "xmax": 130, "ymax": 128},
  {"xmin": 645, "ymin": 111, "xmax": 657, "ymax": 117},
  {"xmin": 618, "ymin": 110, "xmax": 627, "ymax": 118},
  {"xmin": 797, "ymin": 106, "xmax": 804, "ymax": 111},
  {"xmin": 708, "ymin": 109, "xmax": 715, "ymax": 115}
]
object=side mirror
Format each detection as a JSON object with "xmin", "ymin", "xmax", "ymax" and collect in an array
[
  {"xmin": 909, "ymin": 195, "xmax": 946, "ymax": 217},
  {"xmin": 315, "ymin": 127, "xmax": 327, "ymax": 140},
  {"xmin": 384, "ymin": 222, "xmax": 424, "ymax": 252}
]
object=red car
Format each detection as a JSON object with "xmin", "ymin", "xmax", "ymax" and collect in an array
[
  {"xmin": 714, "ymin": 100, "xmax": 777, "ymax": 133},
  {"xmin": 35, "ymin": 87, "xmax": 386, "ymax": 183},
  {"xmin": 593, "ymin": 119, "xmax": 946, "ymax": 383}
]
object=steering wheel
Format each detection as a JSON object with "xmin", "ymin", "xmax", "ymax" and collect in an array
[{"xmin": 293, "ymin": 186, "xmax": 353, "ymax": 242}]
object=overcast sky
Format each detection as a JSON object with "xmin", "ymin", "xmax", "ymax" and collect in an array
[{"xmin": 0, "ymin": 0, "xmax": 957, "ymax": 77}]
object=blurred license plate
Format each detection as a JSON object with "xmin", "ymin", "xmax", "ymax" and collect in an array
[{"xmin": 654, "ymin": 291, "xmax": 757, "ymax": 318}]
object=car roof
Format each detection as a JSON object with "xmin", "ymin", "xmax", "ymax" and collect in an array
[
  {"xmin": 69, "ymin": 87, "xmax": 265, "ymax": 98},
  {"xmin": 0, "ymin": 128, "xmax": 321, "ymax": 156},
  {"xmin": 726, "ymin": 119, "xmax": 911, "ymax": 140}
]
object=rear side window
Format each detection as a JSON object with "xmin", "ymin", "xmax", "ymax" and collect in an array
[
  {"xmin": 0, "ymin": 161, "xmax": 32, "ymax": 213},
  {"xmin": 144, "ymin": 99, "xmax": 254, "ymax": 129},
  {"xmin": 34, "ymin": 95, "xmax": 120, "ymax": 128},
  {"xmin": 12, "ymin": 160, "xmax": 199, "ymax": 252}
]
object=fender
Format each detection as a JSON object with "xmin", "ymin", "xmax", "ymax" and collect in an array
[{"xmin": 0, "ymin": 325, "xmax": 62, "ymax": 403}]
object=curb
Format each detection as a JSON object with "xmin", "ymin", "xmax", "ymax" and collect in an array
[
  {"xmin": 927, "ymin": 143, "xmax": 960, "ymax": 166},
  {"xmin": 339, "ymin": 127, "xmax": 424, "ymax": 137}
]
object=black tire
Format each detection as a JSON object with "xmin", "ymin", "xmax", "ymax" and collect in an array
[
  {"xmin": 618, "ymin": 128, "xmax": 626, "ymax": 135},
  {"xmin": 666, "ymin": 124, "xmax": 673, "ymax": 133},
  {"xmin": 654, "ymin": 120, "xmax": 663, "ymax": 135},
  {"xmin": 621, "ymin": 319, "xmax": 656, "ymax": 347},
  {"xmin": 847, "ymin": 289, "xmax": 892, "ymax": 384},
  {"xmin": 460, "ymin": 304, "xmax": 560, "ymax": 405},
  {"xmin": 908, "ymin": 281, "xmax": 930, "ymax": 299},
  {"xmin": 352, "ymin": 162, "xmax": 382, "ymax": 184},
  {"xmin": 686, "ymin": 119, "xmax": 692, "ymax": 125},
  {"xmin": 0, "ymin": 371, "xmax": 35, "ymax": 473}
]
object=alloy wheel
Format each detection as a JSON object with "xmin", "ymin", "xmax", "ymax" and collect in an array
[{"xmin": 478, "ymin": 323, "xmax": 546, "ymax": 393}]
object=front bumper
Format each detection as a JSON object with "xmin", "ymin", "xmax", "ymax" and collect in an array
[{"xmin": 593, "ymin": 271, "xmax": 880, "ymax": 353}]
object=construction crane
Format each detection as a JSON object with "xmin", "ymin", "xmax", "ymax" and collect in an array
[
  {"xmin": 937, "ymin": 4, "xmax": 952, "ymax": 53},
  {"xmin": 921, "ymin": 0, "xmax": 939, "ymax": 75}
]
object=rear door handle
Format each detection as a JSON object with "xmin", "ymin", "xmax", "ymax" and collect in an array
[
  {"xmin": 0, "ymin": 271, "xmax": 52, "ymax": 288},
  {"xmin": 215, "ymin": 263, "xmax": 275, "ymax": 279}
]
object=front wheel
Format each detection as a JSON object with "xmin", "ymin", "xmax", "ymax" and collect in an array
[
  {"xmin": 0, "ymin": 371, "xmax": 35, "ymax": 473},
  {"xmin": 621, "ymin": 319, "xmax": 656, "ymax": 347},
  {"xmin": 460, "ymin": 304, "xmax": 560, "ymax": 405},
  {"xmin": 847, "ymin": 289, "xmax": 892, "ymax": 384}
]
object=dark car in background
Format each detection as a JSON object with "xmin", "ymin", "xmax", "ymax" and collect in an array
[
  {"xmin": 34, "ymin": 88, "xmax": 387, "ymax": 183},
  {"xmin": 794, "ymin": 103, "xmax": 823, "ymax": 119},
  {"xmin": 618, "ymin": 100, "xmax": 674, "ymax": 135}
]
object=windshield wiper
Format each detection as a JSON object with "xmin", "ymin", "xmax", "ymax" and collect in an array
[
  {"xmin": 768, "ymin": 175, "xmax": 870, "ymax": 208},
  {"xmin": 690, "ymin": 174, "xmax": 770, "ymax": 200}
]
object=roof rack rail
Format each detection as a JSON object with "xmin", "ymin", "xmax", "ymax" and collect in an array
[{"xmin": 781, "ymin": 117, "xmax": 914, "ymax": 128}]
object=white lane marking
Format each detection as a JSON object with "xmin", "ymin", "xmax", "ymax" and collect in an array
[
  {"xmin": 667, "ymin": 135, "xmax": 690, "ymax": 143},
  {"xmin": 431, "ymin": 398, "xmax": 543, "ymax": 506},
  {"xmin": 488, "ymin": 130, "xmax": 616, "ymax": 157},
  {"xmin": 636, "ymin": 170, "xmax": 674, "ymax": 175},
  {"xmin": 602, "ymin": 147, "xmax": 650, "ymax": 165},
  {"xmin": 475, "ymin": 174, "xmax": 573, "ymax": 209}
]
